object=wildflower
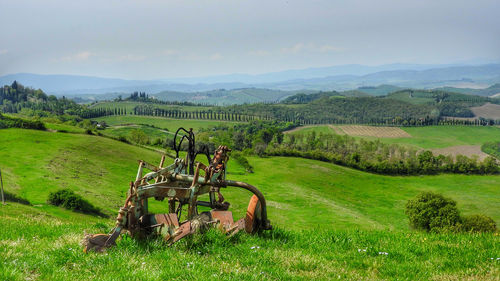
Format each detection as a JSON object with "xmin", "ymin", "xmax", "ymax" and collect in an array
[{"xmin": 251, "ymin": 246, "xmax": 260, "ymax": 250}]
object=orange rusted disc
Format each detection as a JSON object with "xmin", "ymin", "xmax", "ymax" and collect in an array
[
  {"xmin": 245, "ymin": 195, "xmax": 262, "ymax": 234},
  {"xmin": 83, "ymin": 234, "xmax": 110, "ymax": 253}
]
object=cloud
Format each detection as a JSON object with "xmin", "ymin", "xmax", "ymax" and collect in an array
[
  {"xmin": 118, "ymin": 54, "xmax": 146, "ymax": 62},
  {"xmin": 281, "ymin": 43, "xmax": 344, "ymax": 54},
  {"xmin": 281, "ymin": 43, "xmax": 305, "ymax": 54},
  {"xmin": 60, "ymin": 51, "xmax": 93, "ymax": 62},
  {"xmin": 209, "ymin": 53, "xmax": 222, "ymax": 61},
  {"xmin": 248, "ymin": 50, "xmax": 271, "ymax": 56},
  {"xmin": 162, "ymin": 49, "xmax": 177, "ymax": 56},
  {"xmin": 318, "ymin": 45, "xmax": 344, "ymax": 53},
  {"xmin": 0, "ymin": 49, "xmax": 8, "ymax": 55}
]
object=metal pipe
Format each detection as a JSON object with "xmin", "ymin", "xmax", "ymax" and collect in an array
[
  {"xmin": 170, "ymin": 173, "xmax": 271, "ymax": 230},
  {"xmin": 223, "ymin": 180, "xmax": 271, "ymax": 230}
]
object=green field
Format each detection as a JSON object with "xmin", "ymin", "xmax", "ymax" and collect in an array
[
  {"xmin": 385, "ymin": 91, "xmax": 436, "ymax": 105},
  {"xmin": 288, "ymin": 125, "xmax": 500, "ymax": 149},
  {"xmin": 0, "ymin": 128, "xmax": 499, "ymax": 280},
  {"xmin": 99, "ymin": 124, "xmax": 173, "ymax": 141},
  {"xmin": 93, "ymin": 115, "xmax": 237, "ymax": 132},
  {"xmin": 2, "ymin": 128, "xmax": 498, "ymax": 227}
]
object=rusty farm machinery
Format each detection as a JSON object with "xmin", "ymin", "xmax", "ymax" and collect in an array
[{"xmin": 83, "ymin": 128, "xmax": 272, "ymax": 252}]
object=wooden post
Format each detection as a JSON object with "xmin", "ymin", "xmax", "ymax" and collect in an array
[{"xmin": 0, "ymin": 168, "xmax": 4, "ymax": 205}]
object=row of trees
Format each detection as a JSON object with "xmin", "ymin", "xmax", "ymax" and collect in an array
[
  {"xmin": 133, "ymin": 104, "xmax": 267, "ymax": 122},
  {"xmin": 264, "ymin": 131, "xmax": 499, "ymax": 175}
]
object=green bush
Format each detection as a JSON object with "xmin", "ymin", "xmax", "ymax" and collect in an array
[
  {"xmin": 231, "ymin": 151, "xmax": 254, "ymax": 173},
  {"xmin": 47, "ymin": 189, "xmax": 103, "ymax": 216},
  {"xmin": 405, "ymin": 192, "xmax": 461, "ymax": 232},
  {"xmin": 481, "ymin": 141, "xmax": 500, "ymax": 159},
  {"xmin": 0, "ymin": 113, "xmax": 46, "ymax": 130},
  {"xmin": 461, "ymin": 214, "xmax": 497, "ymax": 233},
  {"xmin": 117, "ymin": 135, "xmax": 129, "ymax": 143}
]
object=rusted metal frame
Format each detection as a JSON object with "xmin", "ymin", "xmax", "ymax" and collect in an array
[
  {"xmin": 137, "ymin": 161, "xmax": 179, "ymax": 184},
  {"xmin": 137, "ymin": 184, "xmax": 212, "ymax": 201},
  {"xmin": 155, "ymin": 155, "xmax": 166, "ymax": 184}
]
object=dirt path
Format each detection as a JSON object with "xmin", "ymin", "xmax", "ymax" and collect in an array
[{"xmin": 430, "ymin": 145, "xmax": 490, "ymax": 161}]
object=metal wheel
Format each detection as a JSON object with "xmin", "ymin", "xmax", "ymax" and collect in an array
[{"xmin": 245, "ymin": 195, "xmax": 262, "ymax": 234}]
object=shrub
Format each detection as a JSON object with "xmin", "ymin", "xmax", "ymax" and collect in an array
[
  {"xmin": 481, "ymin": 141, "xmax": 500, "ymax": 159},
  {"xmin": 117, "ymin": 135, "xmax": 129, "ymax": 143},
  {"xmin": 48, "ymin": 189, "xmax": 104, "ymax": 216},
  {"xmin": 0, "ymin": 113, "xmax": 46, "ymax": 130},
  {"xmin": 461, "ymin": 214, "xmax": 497, "ymax": 233},
  {"xmin": 231, "ymin": 151, "xmax": 254, "ymax": 173},
  {"xmin": 254, "ymin": 142, "xmax": 267, "ymax": 157},
  {"xmin": 405, "ymin": 192, "xmax": 461, "ymax": 232},
  {"xmin": 130, "ymin": 129, "xmax": 149, "ymax": 145}
]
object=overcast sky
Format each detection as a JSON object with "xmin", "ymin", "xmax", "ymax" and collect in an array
[{"xmin": 0, "ymin": 0, "xmax": 499, "ymax": 79}]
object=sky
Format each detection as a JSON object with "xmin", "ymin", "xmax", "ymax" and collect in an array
[{"xmin": 0, "ymin": 0, "xmax": 499, "ymax": 79}]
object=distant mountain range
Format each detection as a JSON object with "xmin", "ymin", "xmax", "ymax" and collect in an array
[{"xmin": 1, "ymin": 63, "xmax": 500, "ymax": 102}]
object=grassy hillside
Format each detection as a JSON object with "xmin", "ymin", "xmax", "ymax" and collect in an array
[
  {"xmin": 0, "ymin": 129, "xmax": 499, "ymax": 280},
  {"xmin": 93, "ymin": 115, "xmax": 237, "ymax": 132},
  {"xmin": 440, "ymin": 83, "xmax": 500, "ymax": 97},
  {"xmin": 1, "ymin": 128, "xmax": 498, "ymax": 229},
  {"xmin": 1, "ymin": 203, "xmax": 498, "ymax": 280},
  {"xmin": 154, "ymin": 88, "xmax": 298, "ymax": 105},
  {"xmin": 355, "ymin": 85, "xmax": 402, "ymax": 96}
]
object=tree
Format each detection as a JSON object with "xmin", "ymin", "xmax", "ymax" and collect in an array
[{"xmin": 405, "ymin": 192, "xmax": 461, "ymax": 232}]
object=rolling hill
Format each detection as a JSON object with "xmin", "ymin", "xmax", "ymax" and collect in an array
[
  {"xmin": 2, "ymin": 64, "xmax": 500, "ymax": 98},
  {"xmin": 0, "ymin": 128, "xmax": 499, "ymax": 280}
]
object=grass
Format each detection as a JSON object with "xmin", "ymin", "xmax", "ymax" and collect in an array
[
  {"xmin": 0, "ymin": 129, "xmax": 161, "ymax": 213},
  {"xmin": 1, "ymin": 203, "xmax": 499, "ymax": 281},
  {"xmin": 288, "ymin": 125, "xmax": 500, "ymax": 149},
  {"xmin": 99, "ymin": 124, "xmax": 173, "ymax": 141},
  {"xmin": 0, "ymin": 128, "xmax": 499, "ymax": 280},
  {"xmin": 93, "ymin": 115, "xmax": 238, "ymax": 132},
  {"xmin": 385, "ymin": 91, "xmax": 436, "ymax": 105}
]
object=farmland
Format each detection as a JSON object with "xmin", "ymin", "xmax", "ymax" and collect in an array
[
  {"xmin": 333, "ymin": 125, "xmax": 411, "ymax": 138},
  {"xmin": 288, "ymin": 125, "xmax": 500, "ymax": 149},
  {"xmin": 471, "ymin": 103, "xmax": 500, "ymax": 119}
]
